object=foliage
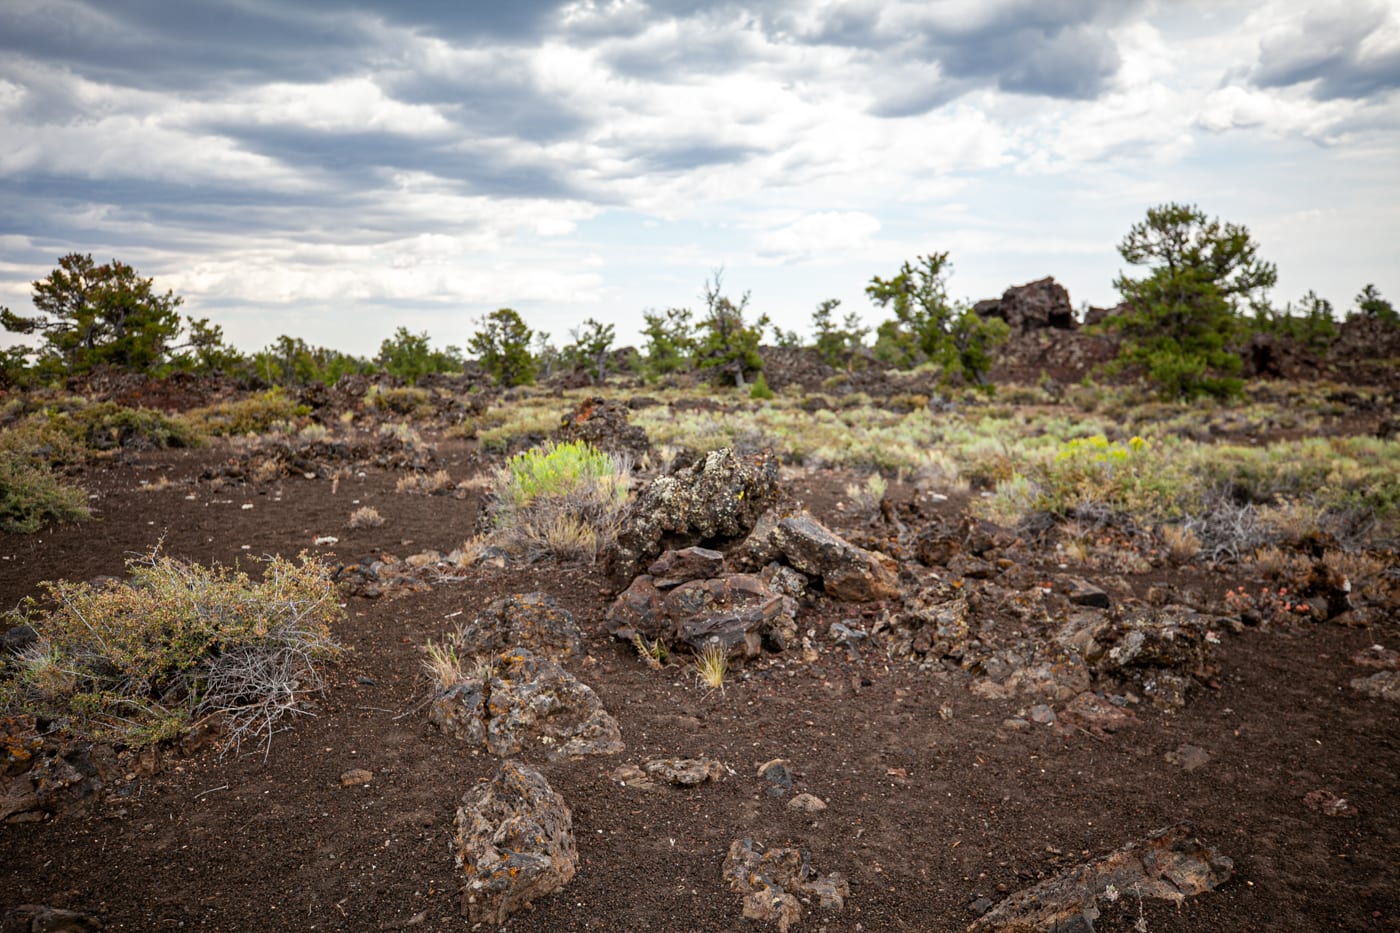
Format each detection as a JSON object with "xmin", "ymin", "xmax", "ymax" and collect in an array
[
  {"xmin": 695, "ymin": 272, "xmax": 767, "ymax": 388},
  {"xmin": 249, "ymin": 335, "xmax": 369, "ymax": 387},
  {"xmin": 0, "ymin": 427, "xmax": 90, "ymax": 532},
  {"xmin": 375, "ymin": 327, "xmax": 462, "ymax": 384},
  {"xmin": 1353, "ymin": 284, "xmax": 1396, "ymax": 324},
  {"xmin": 1, "ymin": 549, "xmax": 343, "ymax": 751},
  {"xmin": 749, "ymin": 372, "xmax": 775, "ymax": 400},
  {"xmin": 165, "ymin": 317, "xmax": 246, "ymax": 375},
  {"xmin": 770, "ymin": 324, "xmax": 803, "ymax": 348},
  {"xmin": 488, "ymin": 440, "xmax": 631, "ymax": 562},
  {"xmin": 49, "ymin": 402, "xmax": 204, "ymax": 452},
  {"xmin": 1110, "ymin": 203, "xmax": 1277, "ymax": 399},
  {"xmin": 811, "ymin": 298, "xmax": 868, "ymax": 369},
  {"xmin": 640, "ymin": 307, "xmax": 697, "ymax": 378},
  {"xmin": 1252, "ymin": 290, "xmax": 1337, "ymax": 351},
  {"xmin": 364, "ymin": 383, "xmax": 436, "ymax": 418},
  {"xmin": 1, "ymin": 254, "xmax": 184, "ymax": 376},
  {"xmin": 470, "ymin": 308, "xmax": 536, "ymax": 387},
  {"xmin": 866, "ymin": 252, "xmax": 1007, "ymax": 389},
  {"xmin": 185, "ymin": 388, "xmax": 310, "ymax": 435},
  {"xmin": 564, "ymin": 318, "xmax": 617, "ymax": 383}
]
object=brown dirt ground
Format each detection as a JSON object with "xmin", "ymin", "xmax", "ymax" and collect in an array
[{"xmin": 2, "ymin": 440, "xmax": 1398, "ymax": 932}]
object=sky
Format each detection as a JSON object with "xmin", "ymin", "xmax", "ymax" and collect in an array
[{"xmin": 1, "ymin": 0, "xmax": 1398, "ymax": 358}]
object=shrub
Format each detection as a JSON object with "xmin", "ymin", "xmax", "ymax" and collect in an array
[
  {"xmin": 186, "ymin": 389, "xmax": 310, "ymax": 436},
  {"xmin": 487, "ymin": 440, "xmax": 631, "ymax": 562},
  {"xmin": 749, "ymin": 372, "xmax": 775, "ymax": 400},
  {"xmin": 0, "ymin": 422, "xmax": 90, "ymax": 533},
  {"xmin": 51, "ymin": 402, "xmax": 204, "ymax": 451},
  {"xmin": 1, "ymin": 549, "xmax": 343, "ymax": 752},
  {"xmin": 347, "ymin": 506, "xmax": 385, "ymax": 529},
  {"xmin": 395, "ymin": 469, "xmax": 455, "ymax": 495},
  {"xmin": 364, "ymin": 384, "xmax": 436, "ymax": 418}
]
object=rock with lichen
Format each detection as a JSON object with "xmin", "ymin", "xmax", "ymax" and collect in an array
[
  {"xmin": 608, "ymin": 447, "xmax": 779, "ymax": 583},
  {"xmin": 454, "ymin": 761, "xmax": 577, "ymax": 924}
]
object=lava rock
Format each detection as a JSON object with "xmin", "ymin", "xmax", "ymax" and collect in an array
[
  {"xmin": 453, "ymin": 593, "xmax": 585, "ymax": 664},
  {"xmin": 454, "ymin": 761, "xmax": 577, "ymax": 925},
  {"xmin": 724, "ymin": 838, "xmax": 849, "ymax": 932},
  {"xmin": 609, "ymin": 447, "xmax": 779, "ymax": 582},
  {"xmin": 429, "ymin": 649, "xmax": 623, "ymax": 759},
  {"xmin": 970, "ymin": 822, "xmax": 1233, "ymax": 932}
]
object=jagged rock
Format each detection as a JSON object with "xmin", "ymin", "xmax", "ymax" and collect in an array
[
  {"xmin": 1055, "ymin": 692, "xmax": 1137, "ymax": 738},
  {"xmin": 756, "ymin": 509, "xmax": 896, "ymax": 602},
  {"xmin": 1351, "ymin": 670, "xmax": 1400, "ymax": 702},
  {"xmin": 612, "ymin": 756, "xmax": 725, "ymax": 790},
  {"xmin": 761, "ymin": 562, "xmax": 810, "ymax": 599},
  {"xmin": 454, "ymin": 761, "xmax": 577, "ymax": 924},
  {"xmin": 724, "ymin": 838, "xmax": 849, "ymax": 932},
  {"xmin": 1165, "ymin": 745, "xmax": 1211, "ymax": 772},
  {"xmin": 973, "ymin": 277, "xmax": 1077, "ymax": 331},
  {"xmin": 648, "ymin": 547, "xmax": 726, "ymax": 589},
  {"xmin": 1091, "ymin": 608, "xmax": 1216, "ymax": 698},
  {"xmin": 969, "ymin": 822, "xmax": 1232, "ymax": 932},
  {"xmin": 1, "ymin": 904, "xmax": 104, "ymax": 932},
  {"xmin": 1352, "ymin": 645, "xmax": 1400, "ymax": 670},
  {"xmin": 646, "ymin": 757, "xmax": 724, "ymax": 786},
  {"xmin": 453, "ymin": 593, "xmax": 585, "ymax": 664},
  {"xmin": 1060, "ymin": 576, "xmax": 1110, "ymax": 609},
  {"xmin": 605, "ymin": 573, "xmax": 798, "ymax": 657},
  {"xmin": 968, "ymin": 644, "xmax": 1090, "ymax": 703},
  {"xmin": 609, "ymin": 447, "xmax": 780, "ymax": 582},
  {"xmin": 553, "ymin": 396, "xmax": 650, "ymax": 457},
  {"xmin": 429, "ymin": 649, "xmax": 623, "ymax": 759}
]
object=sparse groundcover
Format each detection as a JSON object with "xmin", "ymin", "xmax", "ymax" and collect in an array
[
  {"xmin": 185, "ymin": 388, "xmax": 311, "ymax": 436},
  {"xmin": 48, "ymin": 401, "xmax": 205, "ymax": 451},
  {"xmin": 0, "ymin": 549, "xmax": 343, "ymax": 752},
  {"xmin": 0, "ymin": 420, "xmax": 91, "ymax": 533},
  {"xmin": 486, "ymin": 439, "xmax": 631, "ymax": 562}
]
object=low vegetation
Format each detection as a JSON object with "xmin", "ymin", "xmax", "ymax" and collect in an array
[
  {"xmin": 0, "ymin": 549, "xmax": 343, "ymax": 752},
  {"xmin": 485, "ymin": 440, "xmax": 632, "ymax": 562}
]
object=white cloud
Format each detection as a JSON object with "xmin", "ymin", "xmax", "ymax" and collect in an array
[{"xmin": 756, "ymin": 211, "xmax": 881, "ymax": 261}]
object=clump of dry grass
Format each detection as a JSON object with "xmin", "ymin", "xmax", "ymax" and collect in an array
[
  {"xmin": 1159, "ymin": 524, "xmax": 1201, "ymax": 564},
  {"xmin": 347, "ymin": 505, "xmax": 385, "ymax": 529},
  {"xmin": 396, "ymin": 469, "xmax": 455, "ymax": 495},
  {"xmin": 692, "ymin": 641, "xmax": 728, "ymax": 692}
]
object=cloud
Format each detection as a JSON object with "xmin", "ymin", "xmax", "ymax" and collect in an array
[
  {"xmin": 1250, "ymin": 0, "xmax": 1400, "ymax": 100},
  {"xmin": 756, "ymin": 211, "xmax": 880, "ymax": 261}
]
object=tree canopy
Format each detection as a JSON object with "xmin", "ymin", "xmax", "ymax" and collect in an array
[{"xmin": 1110, "ymin": 203, "xmax": 1277, "ymax": 399}]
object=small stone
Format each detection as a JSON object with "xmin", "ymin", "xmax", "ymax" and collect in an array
[
  {"xmin": 787, "ymin": 793, "xmax": 827, "ymax": 813},
  {"xmin": 1165, "ymin": 744, "xmax": 1211, "ymax": 772},
  {"xmin": 1303, "ymin": 789, "xmax": 1358, "ymax": 818},
  {"xmin": 757, "ymin": 758, "xmax": 794, "ymax": 797},
  {"xmin": 340, "ymin": 769, "xmax": 373, "ymax": 786}
]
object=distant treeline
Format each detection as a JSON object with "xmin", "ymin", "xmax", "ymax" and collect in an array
[{"xmin": 2, "ymin": 204, "xmax": 1395, "ymax": 399}]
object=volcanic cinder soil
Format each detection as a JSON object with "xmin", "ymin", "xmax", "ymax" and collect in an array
[{"xmin": 2, "ymin": 376, "xmax": 1398, "ymax": 933}]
